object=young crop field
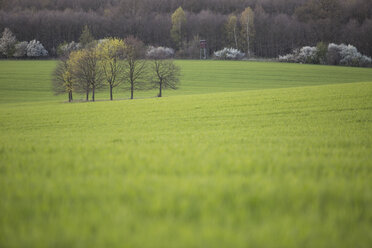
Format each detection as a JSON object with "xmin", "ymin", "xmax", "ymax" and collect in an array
[{"xmin": 0, "ymin": 60, "xmax": 371, "ymax": 248}]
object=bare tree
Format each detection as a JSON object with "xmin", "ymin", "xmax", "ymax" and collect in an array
[
  {"xmin": 69, "ymin": 46, "xmax": 104, "ymax": 101},
  {"xmin": 123, "ymin": 36, "xmax": 148, "ymax": 99},
  {"xmin": 52, "ymin": 58, "xmax": 74, "ymax": 102},
  {"xmin": 147, "ymin": 46, "xmax": 180, "ymax": 97},
  {"xmin": 97, "ymin": 38, "xmax": 126, "ymax": 100}
]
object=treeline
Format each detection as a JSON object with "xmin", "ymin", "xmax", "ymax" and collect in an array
[
  {"xmin": 1, "ymin": 0, "xmax": 372, "ymax": 58},
  {"xmin": 53, "ymin": 30, "xmax": 180, "ymax": 102}
]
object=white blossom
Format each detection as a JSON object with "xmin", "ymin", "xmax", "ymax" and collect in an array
[
  {"xmin": 214, "ymin": 47, "xmax": 245, "ymax": 60},
  {"xmin": 0, "ymin": 28, "xmax": 17, "ymax": 57},
  {"xmin": 147, "ymin": 46, "xmax": 175, "ymax": 59},
  {"xmin": 26, "ymin": 40, "xmax": 48, "ymax": 57},
  {"xmin": 327, "ymin": 43, "xmax": 371, "ymax": 67}
]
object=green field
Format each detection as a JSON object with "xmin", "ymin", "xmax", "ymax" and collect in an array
[{"xmin": 0, "ymin": 60, "xmax": 371, "ymax": 247}]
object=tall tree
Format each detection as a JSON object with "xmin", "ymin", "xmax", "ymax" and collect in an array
[
  {"xmin": 147, "ymin": 46, "xmax": 180, "ymax": 97},
  {"xmin": 97, "ymin": 38, "xmax": 126, "ymax": 101},
  {"xmin": 52, "ymin": 58, "xmax": 74, "ymax": 102},
  {"xmin": 0, "ymin": 28, "xmax": 17, "ymax": 58},
  {"xmin": 240, "ymin": 7, "xmax": 255, "ymax": 58},
  {"xmin": 171, "ymin": 7, "xmax": 187, "ymax": 50},
  {"xmin": 225, "ymin": 14, "xmax": 239, "ymax": 49},
  {"xmin": 123, "ymin": 36, "xmax": 148, "ymax": 100}
]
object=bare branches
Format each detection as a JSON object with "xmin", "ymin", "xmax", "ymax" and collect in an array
[
  {"xmin": 97, "ymin": 38, "xmax": 126, "ymax": 100},
  {"xmin": 52, "ymin": 58, "xmax": 74, "ymax": 102},
  {"xmin": 147, "ymin": 46, "xmax": 180, "ymax": 97},
  {"xmin": 68, "ymin": 47, "xmax": 104, "ymax": 101},
  {"xmin": 52, "ymin": 39, "xmax": 181, "ymax": 102},
  {"xmin": 122, "ymin": 36, "xmax": 148, "ymax": 99}
]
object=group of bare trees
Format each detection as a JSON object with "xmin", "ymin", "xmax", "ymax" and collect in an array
[
  {"xmin": 53, "ymin": 33, "xmax": 180, "ymax": 102},
  {"xmin": 1, "ymin": 0, "xmax": 372, "ymax": 59}
]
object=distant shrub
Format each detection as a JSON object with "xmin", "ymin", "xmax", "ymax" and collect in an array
[
  {"xmin": 57, "ymin": 41, "xmax": 81, "ymax": 57},
  {"xmin": 326, "ymin": 43, "xmax": 342, "ymax": 65},
  {"xmin": 339, "ymin": 44, "xmax": 371, "ymax": 67},
  {"xmin": 359, "ymin": 55, "xmax": 372, "ymax": 67},
  {"xmin": 13, "ymin": 41, "xmax": 28, "ymax": 58},
  {"xmin": 26, "ymin": 40, "xmax": 48, "ymax": 57},
  {"xmin": 280, "ymin": 43, "xmax": 371, "ymax": 67},
  {"xmin": 278, "ymin": 50, "xmax": 299, "ymax": 63},
  {"xmin": 147, "ymin": 46, "xmax": 175, "ymax": 59},
  {"xmin": 326, "ymin": 43, "xmax": 372, "ymax": 67},
  {"xmin": 0, "ymin": 28, "xmax": 17, "ymax": 58},
  {"xmin": 214, "ymin": 47, "xmax": 245, "ymax": 60},
  {"xmin": 279, "ymin": 46, "xmax": 318, "ymax": 64},
  {"xmin": 298, "ymin": 46, "xmax": 318, "ymax": 64}
]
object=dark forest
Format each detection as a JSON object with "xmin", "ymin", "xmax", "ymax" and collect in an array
[{"xmin": 1, "ymin": 0, "xmax": 371, "ymax": 57}]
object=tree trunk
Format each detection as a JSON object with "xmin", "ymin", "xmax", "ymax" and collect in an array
[
  {"xmin": 86, "ymin": 90, "xmax": 89, "ymax": 101},
  {"xmin": 247, "ymin": 21, "xmax": 250, "ymax": 58},
  {"xmin": 131, "ymin": 82, "xmax": 134, "ymax": 99},
  {"xmin": 92, "ymin": 86, "xmax": 95, "ymax": 102},
  {"xmin": 110, "ymin": 85, "xmax": 113, "ymax": 100},
  {"xmin": 159, "ymin": 81, "xmax": 162, "ymax": 97},
  {"xmin": 233, "ymin": 26, "xmax": 238, "ymax": 49}
]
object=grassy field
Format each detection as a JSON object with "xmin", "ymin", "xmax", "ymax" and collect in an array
[
  {"xmin": 1, "ymin": 60, "xmax": 372, "ymax": 102},
  {"xmin": 0, "ymin": 60, "xmax": 371, "ymax": 247}
]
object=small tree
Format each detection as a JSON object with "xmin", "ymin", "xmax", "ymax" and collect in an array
[
  {"xmin": 147, "ymin": 46, "xmax": 180, "ymax": 97},
  {"xmin": 97, "ymin": 38, "xmax": 126, "ymax": 100},
  {"xmin": 52, "ymin": 59, "xmax": 74, "ymax": 102},
  {"xmin": 26, "ymin": 40, "xmax": 48, "ymax": 57},
  {"xmin": 123, "ymin": 36, "xmax": 148, "ymax": 99},
  {"xmin": 69, "ymin": 47, "xmax": 103, "ymax": 101},
  {"xmin": 79, "ymin": 25, "xmax": 95, "ymax": 48},
  {"xmin": 0, "ymin": 28, "xmax": 17, "ymax": 58}
]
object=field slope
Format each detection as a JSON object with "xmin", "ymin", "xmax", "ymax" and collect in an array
[{"xmin": 0, "ymin": 60, "xmax": 371, "ymax": 248}]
